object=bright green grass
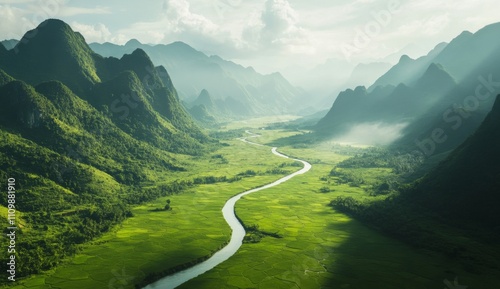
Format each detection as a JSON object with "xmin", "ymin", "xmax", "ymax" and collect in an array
[
  {"xmin": 6, "ymin": 138, "xmax": 296, "ymax": 289},
  {"xmin": 179, "ymin": 131, "xmax": 500, "ymax": 289},
  {"xmin": 8, "ymin": 129, "xmax": 500, "ymax": 289}
]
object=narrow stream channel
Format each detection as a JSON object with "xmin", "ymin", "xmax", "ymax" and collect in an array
[{"xmin": 143, "ymin": 132, "xmax": 312, "ymax": 289}]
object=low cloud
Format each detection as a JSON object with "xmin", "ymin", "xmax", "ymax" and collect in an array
[{"xmin": 334, "ymin": 122, "xmax": 408, "ymax": 146}]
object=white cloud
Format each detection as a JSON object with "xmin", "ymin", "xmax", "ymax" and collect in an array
[
  {"xmin": 396, "ymin": 14, "xmax": 450, "ymax": 37},
  {"xmin": 162, "ymin": 0, "xmax": 218, "ymax": 35},
  {"xmin": 2, "ymin": 0, "xmax": 500, "ymax": 77},
  {"xmin": 59, "ymin": 6, "xmax": 110, "ymax": 17},
  {"xmin": 70, "ymin": 22, "xmax": 111, "ymax": 43},
  {"xmin": 114, "ymin": 0, "xmax": 231, "ymax": 47},
  {"xmin": 422, "ymin": 14, "xmax": 450, "ymax": 35},
  {"xmin": 0, "ymin": 5, "xmax": 33, "ymax": 39},
  {"xmin": 406, "ymin": 0, "xmax": 475, "ymax": 12},
  {"xmin": 261, "ymin": 0, "xmax": 297, "ymax": 39},
  {"xmin": 0, "ymin": 1, "xmax": 112, "ymax": 41},
  {"xmin": 243, "ymin": 0, "xmax": 314, "ymax": 54},
  {"xmin": 0, "ymin": 0, "xmax": 35, "ymax": 3}
]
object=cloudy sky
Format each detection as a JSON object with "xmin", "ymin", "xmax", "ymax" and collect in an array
[{"xmin": 1, "ymin": 0, "xmax": 499, "ymax": 75}]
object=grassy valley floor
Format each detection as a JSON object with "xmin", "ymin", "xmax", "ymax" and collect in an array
[
  {"xmin": 179, "ymin": 129, "xmax": 500, "ymax": 289},
  {"xmin": 3, "ymin": 134, "xmax": 297, "ymax": 289},
  {"xmin": 4, "ymin": 125, "xmax": 500, "ymax": 289}
]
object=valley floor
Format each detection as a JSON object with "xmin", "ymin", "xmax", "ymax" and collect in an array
[
  {"xmin": 180, "ymin": 130, "xmax": 500, "ymax": 289},
  {"xmin": 5, "ymin": 123, "xmax": 500, "ymax": 289}
]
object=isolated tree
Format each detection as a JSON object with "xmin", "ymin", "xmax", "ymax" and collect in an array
[{"xmin": 164, "ymin": 199, "xmax": 171, "ymax": 211}]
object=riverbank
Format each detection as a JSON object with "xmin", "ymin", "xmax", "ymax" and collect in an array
[
  {"xmin": 5, "ymin": 136, "xmax": 297, "ymax": 289},
  {"xmin": 178, "ymin": 129, "xmax": 500, "ymax": 289},
  {"xmin": 142, "ymin": 133, "xmax": 311, "ymax": 289}
]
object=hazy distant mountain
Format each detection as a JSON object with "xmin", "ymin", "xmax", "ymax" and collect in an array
[
  {"xmin": 316, "ymin": 62, "xmax": 457, "ymax": 139},
  {"xmin": 292, "ymin": 59, "xmax": 392, "ymax": 111},
  {"xmin": 1, "ymin": 39, "xmax": 19, "ymax": 50},
  {"xmin": 288, "ymin": 44, "xmax": 439, "ymax": 112},
  {"xmin": 90, "ymin": 40, "xmax": 305, "ymax": 116},
  {"xmin": 317, "ymin": 22, "xmax": 500, "ymax": 152},
  {"xmin": 188, "ymin": 89, "xmax": 221, "ymax": 125},
  {"xmin": 192, "ymin": 89, "xmax": 215, "ymax": 108},
  {"xmin": 344, "ymin": 62, "xmax": 392, "ymax": 88},
  {"xmin": 380, "ymin": 42, "xmax": 437, "ymax": 64},
  {"xmin": 284, "ymin": 58, "xmax": 355, "ymax": 108},
  {"xmin": 370, "ymin": 42, "xmax": 448, "ymax": 89},
  {"xmin": 372, "ymin": 23, "xmax": 500, "ymax": 90},
  {"xmin": 393, "ymin": 23, "xmax": 500, "ymax": 155}
]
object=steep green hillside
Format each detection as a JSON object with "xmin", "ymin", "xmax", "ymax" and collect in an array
[
  {"xmin": 2, "ymin": 19, "xmax": 100, "ymax": 96},
  {"xmin": 0, "ymin": 68, "xmax": 14, "ymax": 86},
  {"xmin": 0, "ymin": 127, "xmax": 131, "ymax": 276},
  {"xmin": 1, "ymin": 19, "xmax": 208, "ymax": 155},
  {"xmin": 410, "ymin": 95, "xmax": 500, "ymax": 226},
  {"xmin": 330, "ymin": 96, "xmax": 500, "ymax": 270},
  {"xmin": 0, "ymin": 43, "xmax": 8, "ymax": 60},
  {"xmin": 0, "ymin": 19, "xmax": 212, "ymax": 279}
]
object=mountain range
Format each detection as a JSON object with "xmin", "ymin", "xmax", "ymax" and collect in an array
[
  {"xmin": 0, "ymin": 19, "xmax": 213, "ymax": 275},
  {"xmin": 89, "ymin": 39, "xmax": 306, "ymax": 117},
  {"xmin": 0, "ymin": 19, "xmax": 207, "ymax": 152},
  {"xmin": 316, "ymin": 22, "xmax": 500, "ymax": 157},
  {"xmin": 286, "ymin": 58, "xmax": 392, "ymax": 110},
  {"xmin": 3, "ymin": 16, "xmax": 500, "ymax": 282},
  {"xmin": 187, "ymin": 89, "xmax": 221, "ymax": 126},
  {"xmin": 329, "ymin": 94, "xmax": 500, "ymax": 275}
]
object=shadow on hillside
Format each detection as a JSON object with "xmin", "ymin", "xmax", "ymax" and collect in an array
[{"xmin": 318, "ymin": 215, "xmax": 500, "ymax": 289}]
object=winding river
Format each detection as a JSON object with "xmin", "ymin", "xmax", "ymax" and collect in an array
[{"xmin": 143, "ymin": 131, "xmax": 312, "ymax": 289}]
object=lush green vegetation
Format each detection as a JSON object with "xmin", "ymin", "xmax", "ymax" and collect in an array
[
  {"xmin": 0, "ymin": 19, "xmax": 213, "ymax": 283},
  {"xmin": 178, "ymin": 129, "xmax": 500, "ymax": 288},
  {"xmin": 329, "ymin": 96, "xmax": 500, "ymax": 277},
  {"xmin": 335, "ymin": 147, "xmax": 424, "ymax": 175},
  {"xmin": 3, "ymin": 18, "xmax": 500, "ymax": 289},
  {"xmin": 3, "ymin": 119, "xmax": 500, "ymax": 288},
  {"xmin": 3, "ymin": 135, "xmax": 299, "ymax": 288}
]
